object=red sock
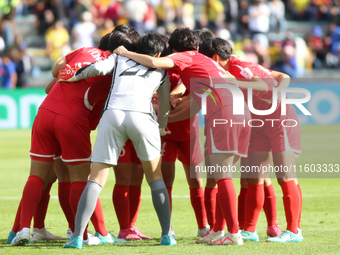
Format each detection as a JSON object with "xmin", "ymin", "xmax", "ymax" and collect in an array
[
  {"xmin": 58, "ymin": 182, "xmax": 75, "ymax": 231},
  {"xmin": 33, "ymin": 182, "xmax": 53, "ymax": 229},
  {"xmin": 166, "ymin": 186, "xmax": 172, "ymax": 213},
  {"xmin": 213, "ymin": 192, "xmax": 226, "ymax": 232},
  {"xmin": 263, "ymin": 183, "xmax": 277, "ymax": 226},
  {"xmin": 296, "ymin": 183, "xmax": 302, "ymax": 229},
  {"xmin": 91, "ymin": 198, "xmax": 108, "ymax": 236},
  {"xmin": 112, "ymin": 184, "xmax": 130, "ymax": 230},
  {"xmin": 281, "ymin": 180, "xmax": 300, "ymax": 234},
  {"xmin": 129, "ymin": 185, "xmax": 141, "ymax": 227},
  {"xmin": 204, "ymin": 187, "xmax": 217, "ymax": 229},
  {"xmin": 190, "ymin": 187, "xmax": 207, "ymax": 229},
  {"xmin": 20, "ymin": 175, "xmax": 43, "ymax": 230},
  {"xmin": 237, "ymin": 187, "xmax": 247, "ymax": 230},
  {"xmin": 70, "ymin": 181, "xmax": 88, "ymax": 239},
  {"xmin": 244, "ymin": 184, "xmax": 264, "ymax": 232},
  {"xmin": 12, "ymin": 199, "xmax": 22, "ymax": 232},
  {"xmin": 216, "ymin": 178, "xmax": 238, "ymax": 234}
]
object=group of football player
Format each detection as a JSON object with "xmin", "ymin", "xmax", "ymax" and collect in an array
[{"xmin": 7, "ymin": 24, "xmax": 303, "ymax": 249}]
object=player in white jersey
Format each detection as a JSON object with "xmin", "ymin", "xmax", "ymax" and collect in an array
[{"xmin": 59, "ymin": 33, "xmax": 175, "ymax": 248}]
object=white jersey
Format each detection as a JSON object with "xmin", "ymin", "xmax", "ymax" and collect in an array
[{"xmin": 74, "ymin": 53, "xmax": 171, "ymax": 128}]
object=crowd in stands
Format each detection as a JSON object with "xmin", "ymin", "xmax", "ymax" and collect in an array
[{"xmin": 0, "ymin": 0, "xmax": 340, "ymax": 89}]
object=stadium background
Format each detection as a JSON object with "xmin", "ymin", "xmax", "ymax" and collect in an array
[{"xmin": 0, "ymin": 0, "xmax": 340, "ymax": 253}]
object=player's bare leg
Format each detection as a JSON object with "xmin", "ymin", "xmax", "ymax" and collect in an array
[
  {"xmin": 207, "ymin": 153, "xmax": 242, "ymax": 245},
  {"xmin": 54, "ymin": 158, "xmax": 70, "ymax": 182},
  {"xmin": 68, "ymin": 163, "xmax": 91, "ymax": 182}
]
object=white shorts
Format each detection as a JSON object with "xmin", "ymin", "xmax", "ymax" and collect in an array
[{"xmin": 91, "ymin": 109, "xmax": 161, "ymax": 165}]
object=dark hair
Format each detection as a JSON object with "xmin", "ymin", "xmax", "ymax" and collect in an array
[
  {"xmin": 113, "ymin": 24, "xmax": 140, "ymax": 43},
  {"xmin": 169, "ymin": 27, "xmax": 199, "ymax": 52},
  {"xmin": 158, "ymin": 34, "xmax": 172, "ymax": 57},
  {"xmin": 198, "ymin": 37, "xmax": 233, "ymax": 60},
  {"xmin": 107, "ymin": 31, "xmax": 135, "ymax": 52},
  {"xmin": 194, "ymin": 28, "xmax": 215, "ymax": 44},
  {"xmin": 98, "ymin": 33, "xmax": 111, "ymax": 50},
  {"xmin": 136, "ymin": 33, "xmax": 165, "ymax": 56}
]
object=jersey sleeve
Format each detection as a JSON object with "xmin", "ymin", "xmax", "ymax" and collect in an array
[
  {"xmin": 73, "ymin": 54, "xmax": 117, "ymax": 81},
  {"xmin": 157, "ymin": 72, "xmax": 171, "ymax": 128},
  {"xmin": 229, "ymin": 56, "xmax": 254, "ymax": 80},
  {"xmin": 167, "ymin": 52, "xmax": 193, "ymax": 71}
]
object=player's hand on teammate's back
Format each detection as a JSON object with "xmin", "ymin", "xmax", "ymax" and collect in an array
[
  {"xmin": 159, "ymin": 127, "xmax": 171, "ymax": 136},
  {"xmin": 58, "ymin": 63, "xmax": 81, "ymax": 82},
  {"xmin": 170, "ymin": 96, "xmax": 177, "ymax": 109},
  {"xmin": 223, "ymin": 71, "xmax": 239, "ymax": 88},
  {"xmin": 113, "ymin": 46, "xmax": 128, "ymax": 56}
]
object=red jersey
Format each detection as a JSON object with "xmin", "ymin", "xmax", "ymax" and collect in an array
[
  {"xmin": 40, "ymin": 47, "xmax": 111, "ymax": 128},
  {"xmin": 165, "ymin": 69, "xmax": 194, "ymax": 141},
  {"xmin": 168, "ymin": 51, "xmax": 237, "ymax": 119},
  {"xmin": 228, "ymin": 55, "xmax": 278, "ymax": 110}
]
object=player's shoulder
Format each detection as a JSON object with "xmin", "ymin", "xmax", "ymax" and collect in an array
[{"xmin": 168, "ymin": 50, "xmax": 197, "ymax": 58}]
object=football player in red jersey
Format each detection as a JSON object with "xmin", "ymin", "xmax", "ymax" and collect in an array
[
  {"xmin": 10, "ymin": 27, "xmax": 140, "ymax": 247},
  {"xmin": 199, "ymin": 37, "xmax": 302, "ymax": 243}
]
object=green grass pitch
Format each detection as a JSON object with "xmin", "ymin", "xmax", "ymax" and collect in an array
[{"xmin": 0, "ymin": 125, "xmax": 339, "ymax": 254}]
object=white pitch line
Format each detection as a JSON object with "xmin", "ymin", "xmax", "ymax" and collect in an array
[{"xmin": 0, "ymin": 194, "xmax": 339, "ymax": 200}]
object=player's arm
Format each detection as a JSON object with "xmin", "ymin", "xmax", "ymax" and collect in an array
[
  {"xmin": 270, "ymin": 70, "xmax": 290, "ymax": 102},
  {"xmin": 171, "ymin": 96, "xmax": 191, "ymax": 114},
  {"xmin": 114, "ymin": 46, "xmax": 176, "ymax": 69},
  {"xmin": 236, "ymin": 76, "xmax": 268, "ymax": 92},
  {"xmin": 45, "ymin": 78, "xmax": 58, "ymax": 94},
  {"xmin": 58, "ymin": 54, "xmax": 117, "ymax": 82},
  {"xmin": 46, "ymin": 57, "xmax": 67, "ymax": 93},
  {"xmin": 170, "ymin": 82, "xmax": 186, "ymax": 99},
  {"xmin": 157, "ymin": 72, "xmax": 171, "ymax": 129},
  {"xmin": 52, "ymin": 57, "xmax": 66, "ymax": 78},
  {"xmin": 224, "ymin": 71, "xmax": 268, "ymax": 92},
  {"xmin": 168, "ymin": 96, "xmax": 200, "ymax": 123},
  {"xmin": 270, "ymin": 70, "xmax": 291, "ymax": 89}
]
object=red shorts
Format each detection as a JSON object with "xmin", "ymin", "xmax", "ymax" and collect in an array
[
  {"xmin": 118, "ymin": 139, "xmax": 141, "ymax": 164},
  {"xmin": 249, "ymin": 104, "xmax": 301, "ymax": 155},
  {"xmin": 161, "ymin": 136, "xmax": 204, "ymax": 166},
  {"xmin": 204, "ymin": 105, "xmax": 251, "ymax": 157},
  {"xmin": 30, "ymin": 108, "xmax": 91, "ymax": 165}
]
